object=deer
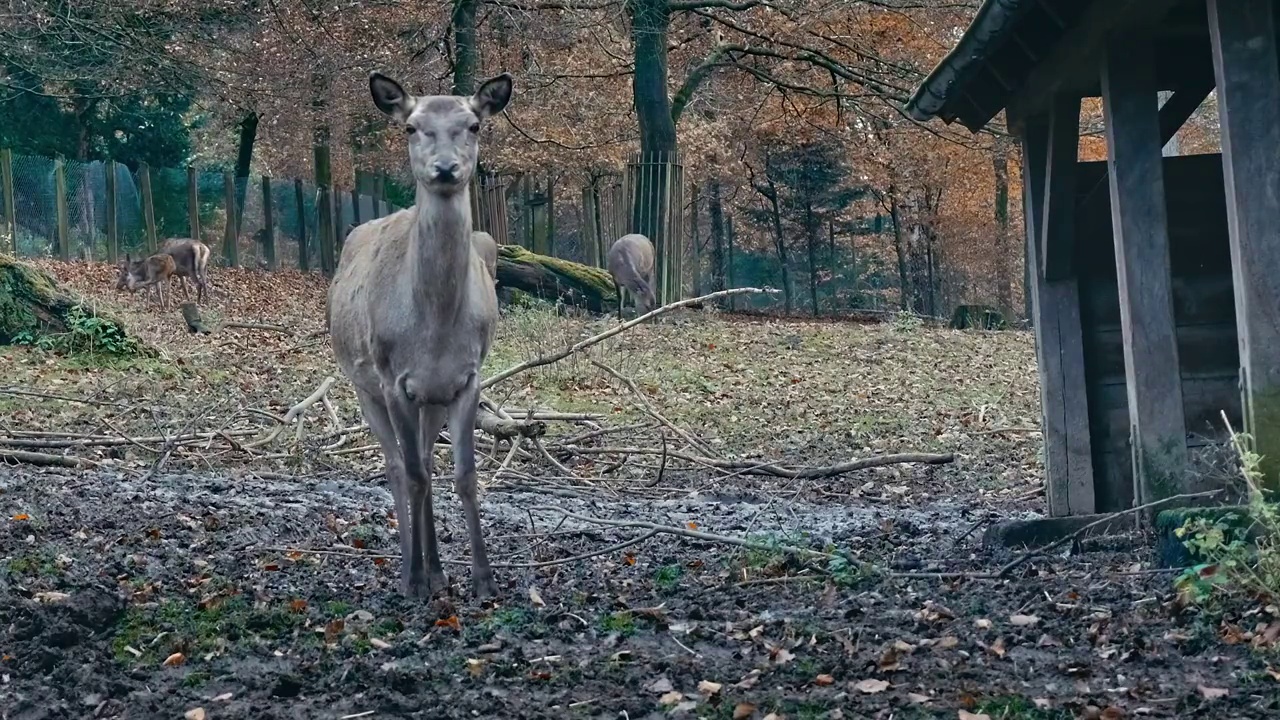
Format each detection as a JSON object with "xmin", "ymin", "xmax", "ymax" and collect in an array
[
  {"xmin": 606, "ymin": 233, "xmax": 656, "ymax": 321},
  {"xmin": 116, "ymin": 252, "xmax": 177, "ymax": 310},
  {"xmin": 471, "ymin": 230, "xmax": 497, "ymax": 282},
  {"xmin": 326, "ymin": 70, "xmax": 513, "ymax": 599},
  {"xmin": 157, "ymin": 238, "xmax": 212, "ymax": 304}
]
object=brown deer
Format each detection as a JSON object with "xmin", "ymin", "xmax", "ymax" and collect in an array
[
  {"xmin": 470, "ymin": 230, "xmax": 497, "ymax": 281},
  {"xmin": 327, "ymin": 70, "xmax": 513, "ymax": 599},
  {"xmin": 606, "ymin": 233, "xmax": 656, "ymax": 321},
  {"xmin": 158, "ymin": 238, "xmax": 212, "ymax": 304},
  {"xmin": 116, "ymin": 253, "xmax": 177, "ymax": 310}
]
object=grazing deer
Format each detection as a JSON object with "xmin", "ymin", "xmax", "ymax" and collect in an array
[
  {"xmin": 606, "ymin": 233, "xmax": 656, "ymax": 321},
  {"xmin": 470, "ymin": 230, "xmax": 498, "ymax": 282},
  {"xmin": 116, "ymin": 253, "xmax": 177, "ymax": 310},
  {"xmin": 158, "ymin": 238, "xmax": 212, "ymax": 304},
  {"xmin": 327, "ymin": 70, "xmax": 513, "ymax": 599}
]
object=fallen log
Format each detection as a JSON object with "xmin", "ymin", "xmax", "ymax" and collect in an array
[{"xmin": 496, "ymin": 245, "xmax": 617, "ymax": 312}]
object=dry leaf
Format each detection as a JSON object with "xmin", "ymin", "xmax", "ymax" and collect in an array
[
  {"xmin": 34, "ymin": 591, "xmax": 70, "ymax": 603},
  {"xmin": 686, "ymin": 521, "xmax": 699, "ymax": 530},
  {"xmin": 646, "ymin": 676, "xmax": 674, "ymax": 693},
  {"xmin": 762, "ymin": 715, "xmax": 780, "ymax": 720},
  {"xmin": 1265, "ymin": 666, "xmax": 1280, "ymax": 681},
  {"xmin": 936, "ymin": 635, "xmax": 959, "ymax": 649},
  {"xmin": 435, "ymin": 615, "xmax": 461, "ymax": 631},
  {"xmin": 465, "ymin": 658, "xmax": 484, "ymax": 677},
  {"xmin": 733, "ymin": 702, "xmax": 757, "ymax": 719},
  {"xmin": 184, "ymin": 709, "xmax": 206, "ymax": 720},
  {"xmin": 734, "ymin": 669, "xmax": 761, "ymax": 689},
  {"xmin": 162, "ymin": 652, "xmax": 186, "ymax": 667},
  {"xmin": 658, "ymin": 691, "xmax": 684, "ymax": 706},
  {"xmin": 697, "ymin": 680, "xmax": 722, "ymax": 696},
  {"xmin": 1010, "ymin": 614, "xmax": 1040, "ymax": 627},
  {"xmin": 854, "ymin": 678, "xmax": 889, "ymax": 694},
  {"xmin": 974, "ymin": 618, "xmax": 992, "ymax": 630},
  {"xmin": 11, "ymin": 513, "xmax": 29, "ymax": 521},
  {"xmin": 814, "ymin": 673, "xmax": 835, "ymax": 686},
  {"xmin": 907, "ymin": 692, "xmax": 931, "ymax": 704},
  {"xmin": 324, "ymin": 618, "xmax": 345, "ymax": 643},
  {"xmin": 288, "ymin": 599, "xmax": 307, "ymax": 613},
  {"xmin": 770, "ymin": 646, "xmax": 795, "ymax": 665},
  {"xmin": 528, "ymin": 587, "xmax": 545, "ymax": 607},
  {"xmin": 1033, "ymin": 698, "xmax": 1052, "ymax": 709},
  {"xmin": 1197, "ymin": 685, "xmax": 1229, "ymax": 700},
  {"xmin": 1100, "ymin": 706, "xmax": 1126, "ymax": 719},
  {"xmin": 988, "ymin": 637, "xmax": 1007, "ymax": 658},
  {"xmin": 369, "ymin": 638, "xmax": 391, "ymax": 650},
  {"xmin": 672, "ymin": 701, "xmax": 698, "ymax": 714},
  {"xmin": 958, "ymin": 712, "xmax": 992, "ymax": 720}
]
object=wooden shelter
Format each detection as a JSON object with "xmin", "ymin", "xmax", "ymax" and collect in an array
[{"xmin": 906, "ymin": 0, "xmax": 1280, "ymax": 517}]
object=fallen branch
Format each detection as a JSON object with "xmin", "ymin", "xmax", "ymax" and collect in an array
[
  {"xmin": 248, "ymin": 376, "xmax": 337, "ymax": 449},
  {"xmin": 0, "ymin": 449, "xmax": 97, "ymax": 468},
  {"xmin": 0, "ymin": 430, "xmax": 257, "ymax": 449},
  {"xmin": 482, "ymin": 287, "xmax": 775, "ymax": 390},
  {"xmin": 560, "ymin": 445, "xmax": 954, "ymax": 479},
  {"xmin": 0, "ymin": 386, "xmax": 127, "ymax": 408},
  {"xmin": 591, "ymin": 359, "xmax": 716, "ymax": 458},
  {"xmin": 476, "ymin": 409, "xmax": 547, "ymax": 440},
  {"xmin": 222, "ymin": 321, "xmax": 293, "ymax": 335}
]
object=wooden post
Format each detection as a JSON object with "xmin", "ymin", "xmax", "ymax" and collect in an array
[
  {"xmin": 332, "ymin": 189, "xmax": 345, "ymax": 258},
  {"xmin": 351, "ymin": 188, "xmax": 361, "ymax": 227},
  {"xmin": 52, "ymin": 158, "xmax": 70, "ymax": 260},
  {"xmin": 261, "ymin": 176, "xmax": 276, "ymax": 270},
  {"xmin": 294, "ymin": 179, "xmax": 309, "ymax": 272},
  {"xmin": 138, "ymin": 162, "xmax": 157, "ymax": 254},
  {"xmin": 0, "ymin": 149, "xmax": 15, "ymax": 254},
  {"xmin": 582, "ymin": 185, "xmax": 600, "ymax": 267},
  {"xmin": 1042, "ymin": 97, "xmax": 1081, "ymax": 281},
  {"xmin": 314, "ymin": 144, "xmax": 336, "ymax": 275},
  {"xmin": 1100, "ymin": 35, "xmax": 1188, "ymax": 509},
  {"xmin": 222, "ymin": 170, "xmax": 239, "ymax": 267},
  {"xmin": 187, "ymin": 165, "xmax": 200, "ymax": 241},
  {"xmin": 546, "ymin": 173, "xmax": 556, "ymax": 257},
  {"xmin": 104, "ymin": 161, "xmax": 118, "ymax": 263},
  {"xmin": 691, "ymin": 183, "xmax": 702, "ymax": 296},
  {"xmin": 1024, "ymin": 114, "xmax": 1096, "ymax": 517},
  {"xmin": 1208, "ymin": 0, "xmax": 1280, "ymax": 491},
  {"xmin": 726, "ymin": 213, "xmax": 736, "ymax": 311}
]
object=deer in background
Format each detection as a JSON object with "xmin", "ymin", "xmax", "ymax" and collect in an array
[
  {"xmin": 471, "ymin": 230, "xmax": 497, "ymax": 282},
  {"xmin": 116, "ymin": 253, "xmax": 177, "ymax": 310},
  {"xmin": 607, "ymin": 233, "xmax": 656, "ymax": 321},
  {"xmin": 327, "ymin": 70, "xmax": 513, "ymax": 599},
  {"xmin": 158, "ymin": 238, "xmax": 212, "ymax": 304}
]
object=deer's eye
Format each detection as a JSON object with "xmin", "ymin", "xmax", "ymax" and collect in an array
[
  {"xmin": 468, "ymin": 123, "xmax": 481, "ymax": 134},
  {"xmin": 404, "ymin": 125, "xmax": 417, "ymax": 135}
]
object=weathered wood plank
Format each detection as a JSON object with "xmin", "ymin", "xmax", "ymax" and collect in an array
[
  {"xmin": 1208, "ymin": 0, "xmax": 1280, "ymax": 491},
  {"xmin": 1086, "ymin": 322, "xmax": 1240, "ymax": 385},
  {"xmin": 1022, "ymin": 117, "xmax": 1095, "ymax": 516},
  {"xmin": 1042, "ymin": 95, "xmax": 1081, "ymax": 281},
  {"xmin": 1100, "ymin": 33, "xmax": 1189, "ymax": 507}
]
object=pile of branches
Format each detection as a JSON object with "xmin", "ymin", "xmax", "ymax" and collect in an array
[{"xmin": 0, "ymin": 288, "xmax": 953, "ymax": 488}]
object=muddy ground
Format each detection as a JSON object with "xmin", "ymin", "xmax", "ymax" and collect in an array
[{"xmin": 3, "ymin": 464, "xmax": 1277, "ymax": 720}]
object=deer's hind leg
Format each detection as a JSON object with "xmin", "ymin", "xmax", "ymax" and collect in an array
[
  {"xmin": 448, "ymin": 375, "xmax": 495, "ymax": 598},
  {"xmin": 354, "ymin": 387, "xmax": 416, "ymax": 596}
]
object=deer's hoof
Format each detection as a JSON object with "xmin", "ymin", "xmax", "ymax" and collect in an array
[{"xmin": 473, "ymin": 574, "xmax": 497, "ymax": 599}]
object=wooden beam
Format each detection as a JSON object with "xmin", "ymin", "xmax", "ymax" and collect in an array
[
  {"xmin": 1041, "ymin": 95, "xmax": 1081, "ymax": 281},
  {"xmin": 1208, "ymin": 0, "xmax": 1280, "ymax": 492},
  {"xmin": 1023, "ymin": 116, "xmax": 1097, "ymax": 517},
  {"xmin": 1100, "ymin": 33, "xmax": 1188, "ymax": 510},
  {"xmin": 1075, "ymin": 80, "xmax": 1215, "ymax": 229},
  {"xmin": 1008, "ymin": 0, "xmax": 1184, "ymax": 125}
]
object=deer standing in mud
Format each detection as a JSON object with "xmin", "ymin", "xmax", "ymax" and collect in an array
[
  {"xmin": 158, "ymin": 238, "xmax": 212, "ymax": 304},
  {"xmin": 116, "ymin": 253, "xmax": 177, "ymax": 310},
  {"xmin": 326, "ymin": 71, "xmax": 512, "ymax": 599},
  {"xmin": 607, "ymin": 233, "xmax": 656, "ymax": 321}
]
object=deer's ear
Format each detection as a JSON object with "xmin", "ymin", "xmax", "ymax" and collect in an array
[
  {"xmin": 369, "ymin": 72, "xmax": 415, "ymax": 123},
  {"xmin": 470, "ymin": 73, "xmax": 513, "ymax": 120}
]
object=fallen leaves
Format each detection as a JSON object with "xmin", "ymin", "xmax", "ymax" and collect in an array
[
  {"xmin": 1010, "ymin": 613, "xmax": 1040, "ymax": 627},
  {"xmin": 733, "ymin": 702, "xmax": 757, "ymax": 720},
  {"xmin": 184, "ymin": 709, "xmax": 206, "ymax": 720},
  {"xmin": 1197, "ymin": 685, "xmax": 1229, "ymax": 700},
  {"xmin": 853, "ymin": 678, "xmax": 889, "ymax": 694},
  {"xmin": 528, "ymin": 587, "xmax": 545, "ymax": 607},
  {"xmin": 162, "ymin": 652, "xmax": 186, "ymax": 667},
  {"xmin": 434, "ymin": 615, "xmax": 461, "ymax": 632},
  {"xmin": 958, "ymin": 712, "xmax": 991, "ymax": 720},
  {"xmin": 814, "ymin": 673, "xmax": 834, "ymax": 686},
  {"xmin": 696, "ymin": 680, "xmax": 722, "ymax": 697}
]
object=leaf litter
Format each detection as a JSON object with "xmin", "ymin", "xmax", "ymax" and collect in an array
[{"xmin": 0, "ymin": 261, "xmax": 1275, "ymax": 718}]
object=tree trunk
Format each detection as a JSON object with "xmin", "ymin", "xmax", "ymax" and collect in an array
[
  {"xmin": 234, "ymin": 112, "xmax": 259, "ymax": 237},
  {"xmin": 805, "ymin": 203, "xmax": 819, "ymax": 316},
  {"xmin": 827, "ymin": 220, "xmax": 838, "ymax": 308},
  {"xmin": 992, "ymin": 138, "xmax": 1013, "ymax": 319},
  {"xmin": 690, "ymin": 183, "xmax": 702, "ymax": 296},
  {"xmin": 708, "ymin": 180, "xmax": 726, "ymax": 294},
  {"xmin": 767, "ymin": 184, "xmax": 793, "ymax": 314},
  {"xmin": 496, "ymin": 245, "xmax": 619, "ymax": 313},
  {"xmin": 888, "ymin": 188, "xmax": 909, "ymax": 311},
  {"xmin": 451, "ymin": 0, "xmax": 480, "ymax": 95},
  {"xmin": 628, "ymin": 0, "xmax": 677, "ymax": 301},
  {"xmin": 0, "ymin": 255, "xmax": 146, "ymax": 352}
]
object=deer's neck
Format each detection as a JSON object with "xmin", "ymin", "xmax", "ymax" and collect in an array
[{"xmin": 407, "ymin": 185, "xmax": 472, "ymax": 316}]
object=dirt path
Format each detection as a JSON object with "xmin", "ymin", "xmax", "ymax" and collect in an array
[{"xmin": 2, "ymin": 466, "xmax": 1276, "ymax": 719}]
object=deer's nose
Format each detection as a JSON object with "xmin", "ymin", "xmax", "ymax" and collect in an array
[{"xmin": 433, "ymin": 161, "xmax": 460, "ymax": 181}]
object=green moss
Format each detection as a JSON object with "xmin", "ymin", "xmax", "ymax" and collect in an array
[
  {"xmin": 111, "ymin": 595, "xmax": 305, "ymax": 665},
  {"xmin": 1249, "ymin": 386, "xmax": 1280, "ymax": 494}
]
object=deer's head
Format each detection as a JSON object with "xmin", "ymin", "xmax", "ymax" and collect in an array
[
  {"xmin": 368, "ymin": 71, "xmax": 513, "ymax": 194},
  {"xmin": 115, "ymin": 255, "xmax": 132, "ymax": 291}
]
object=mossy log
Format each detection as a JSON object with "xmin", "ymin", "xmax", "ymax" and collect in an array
[
  {"xmin": 496, "ymin": 245, "xmax": 617, "ymax": 313},
  {"xmin": 0, "ymin": 253, "xmax": 138, "ymax": 348}
]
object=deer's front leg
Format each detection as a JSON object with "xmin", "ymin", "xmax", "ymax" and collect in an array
[{"xmin": 448, "ymin": 376, "xmax": 495, "ymax": 598}]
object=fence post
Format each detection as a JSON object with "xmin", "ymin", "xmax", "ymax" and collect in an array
[
  {"xmin": 105, "ymin": 161, "xmax": 118, "ymax": 263},
  {"xmin": 332, "ymin": 186, "xmax": 345, "ymax": 259},
  {"xmin": 582, "ymin": 185, "xmax": 599, "ymax": 267},
  {"xmin": 727, "ymin": 213, "xmax": 737, "ymax": 311},
  {"xmin": 261, "ymin": 176, "xmax": 276, "ymax": 270},
  {"xmin": 138, "ymin": 162, "xmax": 158, "ymax": 254},
  {"xmin": 52, "ymin": 158, "xmax": 70, "ymax": 260},
  {"xmin": 351, "ymin": 187, "xmax": 361, "ymax": 227},
  {"xmin": 690, "ymin": 183, "xmax": 701, "ymax": 296},
  {"xmin": 0, "ymin": 149, "xmax": 15, "ymax": 255},
  {"xmin": 222, "ymin": 169, "xmax": 239, "ymax": 267},
  {"xmin": 187, "ymin": 165, "xmax": 200, "ymax": 241},
  {"xmin": 294, "ymin": 179, "xmax": 309, "ymax": 272},
  {"xmin": 314, "ymin": 144, "xmax": 336, "ymax": 275}
]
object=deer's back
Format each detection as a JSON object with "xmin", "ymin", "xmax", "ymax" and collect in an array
[
  {"xmin": 159, "ymin": 238, "xmax": 209, "ymax": 276},
  {"xmin": 607, "ymin": 234, "xmax": 654, "ymax": 281},
  {"xmin": 470, "ymin": 231, "xmax": 498, "ymax": 280}
]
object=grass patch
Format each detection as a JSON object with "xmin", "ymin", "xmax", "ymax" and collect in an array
[
  {"xmin": 653, "ymin": 564, "xmax": 682, "ymax": 592},
  {"xmin": 599, "ymin": 611, "xmax": 636, "ymax": 637},
  {"xmin": 111, "ymin": 595, "xmax": 305, "ymax": 665},
  {"xmin": 973, "ymin": 695, "xmax": 1073, "ymax": 720}
]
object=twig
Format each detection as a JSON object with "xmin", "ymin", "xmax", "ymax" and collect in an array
[
  {"xmin": 562, "ymin": 445, "xmax": 954, "ymax": 479},
  {"xmin": 0, "ymin": 450, "xmax": 97, "ymax": 468},
  {"xmin": 533, "ymin": 437, "xmax": 578, "ymax": 479},
  {"xmin": 247, "ymin": 376, "xmax": 337, "ymax": 448},
  {"xmin": 142, "ymin": 413, "xmax": 201, "ymax": 482},
  {"xmin": 970, "ymin": 427, "xmax": 1041, "ymax": 436},
  {"xmin": 644, "ymin": 432, "xmax": 669, "ymax": 488},
  {"xmin": 0, "ymin": 430, "xmax": 257, "ymax": 449},
  {"xmin": 0, "ymin": 386, "xmax": 126, "ymax": 407},
  {"xmin": 591, "ymin": 359, "xmax": 716, "ymax": 457},
  {"xmin": 222, "ymin": 321, "xmax": 294, "ymax": 335},
  {"xmin": 528, "ymin": 506, "xmax": 831, "ymax": 557},
  {"xmin": 481, "ymin": 287, "xmax": 775, "ymax": 390}
]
